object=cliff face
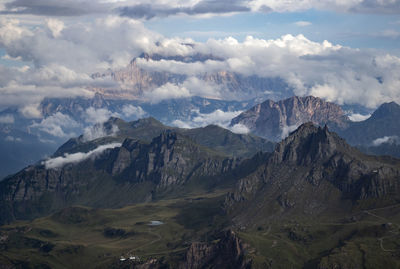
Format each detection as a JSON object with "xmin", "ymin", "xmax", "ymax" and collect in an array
[
  {"xmin": 110, "ymin": 57, "xmax": 186, "ymax": 97},
  {"xmin": 108, "ymin": 131, "xmax": 238, "ymax": 188},
  {"xmin": 181, "ymin": 230, "xmax": 251, "ymax": 269},
  {"xmin": 226, "ymin": 123, "xmax": 400, "ymax": 226},
  {"xmin": 0, "ymin": 131, "xmax": 238, "ymax": 225},
  {"xmin": 230, "ymin": 96, "xmax": 349, "ymax": 141},
  {"xmin": 92, "ymin": 53, "xmax": 286, "ymax": 101}
]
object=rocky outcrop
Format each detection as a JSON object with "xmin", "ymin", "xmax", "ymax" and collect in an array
[
  {"xmin": 109, "ymin": 131, "xmax": 239, "ymax": 188},
  {"xmin": 181, "ymin": 230, "xmax": 252, "ymax": 269},
  {"xmin": 230, "ymin": 96, "xmax": 350, "ymax": 141},
  {"xmin": 226, "ymin": 123, "xmax": 400, "ymax": 225},
  {"xmin": 0, "ymin": 130, "xmax": 239, "ymax": 225}
]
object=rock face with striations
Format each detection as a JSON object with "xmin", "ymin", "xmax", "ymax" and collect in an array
[
  {"xmin": 181, "ymin": 230, "xmax": 251, "ymax": 269},
  {"xmin": 0, "ymin": 131, "xmax": 238, "ymax": 225},
  {"xmin": 92, "ymin": 52, "xmax": 287, "ymax": 100},
  {"xmin": 230, "ymin": 96, "xmax": 349, "ymax": 141},
  {"xmin": 108, "ymin": 131, "xmax": 238, "ymax": 188},
  {"xmin": 226, "ymin": 122, "xmax": 400, "ymax": 226}
]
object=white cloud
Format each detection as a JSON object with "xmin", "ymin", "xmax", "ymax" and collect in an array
[
  {"xmin": 0, "ymin": 18, "xmax": 33, "ymax": 46},
  {"xmin": 0, "ymin": 114, "xmax": 14, "ymax": 124},
  {"xmin": 82, "ymin": 123, "xmax": 119, "ymax": 141},
  {"xmin": 372, "ymin": 136, "xmax": 400, "ymax": 146},
  {"xmin": 0, "ymin": 17, "xmax": 156, "ymax": 111},
  {"xmin": 84, "ymin": 107, "xmax": 119, "ymax": 124},
  {"xmin": 1, "ymin": 0, "xmax": 400, "ymax": 19},
  {"xmin": 182, "ymin": 77, "xmax": 223, "ymax": 99},
  {"xmin": 46, "ymin": 18, "xmax": 64, "ymax": 38},
  {"xmin": 172, "ymin": 119, "xmax": 193, "ymax": 129},
  {"xmin": 192, "ymin": 109, "xmax": 243, "ymax": 126},
  {"xmin": 143, "ymin": 83, "xmax": 191, "ymax": 104},
  {"xmin": 0, "ymin": 82, "xmax": 93, "ymax": 113},
  {"xmin": 121, "ymin": 104, "xmax": 147, "ymax": 118},
  {"xmin": 248, "ymin": 0, "xmax": 400, "ymax": 14},
  {"xmin": 0, "ymin": 17, "xmax": 157, "ymax": 72},
  {"xmin": 43, "ymin": 142, "xmax": 121, "ymax": 169},
  {"xmin": 230, "ymin": 123, "xmax": 250, "ymax": 134},
  {"xmin": 136, "ymin": 58, "xmax": 226, "ymax": 76},
  {"xmin": 294, "ymin": 21, "xmax": 312, "ymax": 27},
  {"xmin": 172, "ymin": 109, "xmax": 247, "ymax": 134},
  {"xmin": 281, "ymin": 124, "xmax": 299, "ymax": 139},
  {"xmin": 0, "ymin": 16, "xmax": 400, "ymax": 112},
  {"xmin": 29, "ymin": 112, "xmax": 80, "ymax": 137},
  {"xmin": 19, "ymin": 103, "xmax": 42, "ymax": 118},
  {"xmin": 348, "ymin": 113, "xmax": 371, "ymax": 122}
]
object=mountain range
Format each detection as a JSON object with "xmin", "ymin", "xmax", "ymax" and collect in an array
[
  {"xmin": 2, "ymin": 93, "xmax": 400, "ymax": 182},
  {"xmin": 0, "ymin": 52, "xmax": 397, "ymax": 181},
  {"xmin": 231, "ymin": 96, "xmax": 400, "ymax": 158},
  {"xmin": 230, "ymin": 95, "xmax": 349, "ymax": 141},
  {"xmin": 0, "ymin": 117, "xmax": 273, "ymax": 224},
  {"xmin": 1, "ymin": 114, "xmax": 400, "ymax": 268}
]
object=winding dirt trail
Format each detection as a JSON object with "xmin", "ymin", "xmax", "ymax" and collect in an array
[{"xmin": 363, "ymin": 207, "xmax": 400, "ymax": 252}]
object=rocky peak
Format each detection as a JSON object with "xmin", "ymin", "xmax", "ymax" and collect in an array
[
  {"xmin": 369, "ymin": 101, "xmax": 400, "ymax": 120},
  {"xmin": 130, "ymin": 117, "xmax": 164, "ymax": 128},
  {"xmin": 103, "ymin": 116, "xmax": 124, "ymax": 129},
  {"xmin": 271, "ymin": 122, "xmax": 349, "ymax": 165},
  {"xmin": 336, "ymin": 101, "xmax": 400, "ymax": 146},
  {"xmin": 151, "ymin": 131, "xmax": 179, "ymax": 149},
  {"xmin": 230, "ymin": 96, "xmax": 349, "ymax": 141}
]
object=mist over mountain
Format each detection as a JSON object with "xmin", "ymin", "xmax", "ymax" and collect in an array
[
  {"xmin": 2, "ymin": 93, "xmax": 400, "ymax": 181},
  {"xmin": 230, "ymin": 96, "xmax": 350, "ymax": 141},
  {"xmin": 0, "ymin": 94, "xmax": 260, "ymax": 179},
  {"xmin": 231, "ymin": 96, "xmax": 400, "ymax": 158},
  {"xmin": 91, "ymin": 53, "xmax": 290, "ymax": 102}
]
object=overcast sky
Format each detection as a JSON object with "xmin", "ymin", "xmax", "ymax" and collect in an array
[{"xmin": 0, "ymin": 0, "xmax": 400, "ymax": 115}]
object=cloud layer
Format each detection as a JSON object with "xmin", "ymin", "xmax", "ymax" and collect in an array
[
  {"xmin": 172, "ymin": 109, "xmax": 249, "ymax": 134},
  {"xmin": 2, "ymin": 0, "xmax": 400, "ymax": 18},
  {"xmin": 29, "ymin": 112, "xmax": 80, "ymax": 137},
  {"xmin": 0, "ymin": 15, "xmax": 400, "ymax": 116},
  {"xmin": 372, "ymin": 136, "xmax": 400, "ymax": 146},
  {"xmin": 43, "ymin": 142, "xmax": 121, "ymax": 169}
]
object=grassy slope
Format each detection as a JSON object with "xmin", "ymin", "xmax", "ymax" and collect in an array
[
  {"xmin": 237, "ymin": 204, "xmax": 400, "ymax": 268},
  {"xmin": 0, "ymin": 191, "xmax": 229, "ymax": 268},
  {"xmin": 2, "ymin": 185, "xmax": 400, "ymax": 268}
]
